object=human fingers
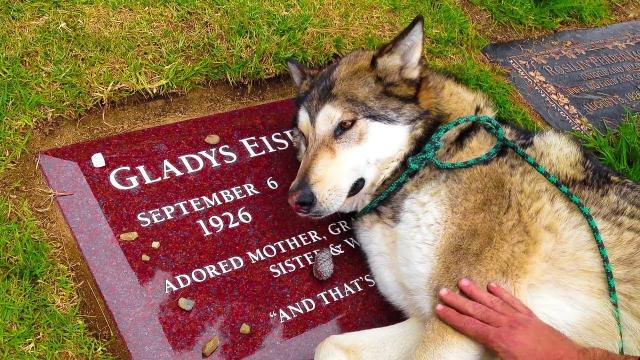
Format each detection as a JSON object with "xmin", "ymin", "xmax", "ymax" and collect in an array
[
  {"xmin": 458, "ymin": 278, "xmax": 518, "ymax": 316},
  {"xmin": 487, "ymin": 282, "xmax": 535, "ymax": 316},
  {"xmin": 438, "ymin": 287, "xmax": 506, "ymax": 327},
  {"xmin": 435, "ymin": 303, "xmax": 496, "ymax": 347}
]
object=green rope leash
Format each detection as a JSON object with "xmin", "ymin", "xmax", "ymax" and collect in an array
[{"xmin": 357, "ymin": 115, "xmax": 624, "ymax": 354}]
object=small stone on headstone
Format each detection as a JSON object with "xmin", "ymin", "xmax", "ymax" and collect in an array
[
  {"xmin": 204, "ymin": 134, "xmax": 220, "ymax": 145},
  {"xmin": 91, "ymin": 152, "xmax": 106, "ymax": 168},
  {"xmin": 178, "ymin": 297, "xmax": 195, "ymax": 311},
  {"xmin": 202, "ymin": 336, "xmax": 219, "ymax": 357},
  {"xmin": 119, "ymin": 231, "xmax": 138, "ymax": 241},
  {"xmin": 141, "ymin": 254, "xmax": 150, "ymax": 262},
  {"xmin": 239, "ymin": 323, "xmax": 251, "ymax": 334},
  {"xmin": 313, "ymin": 248, "xmax": 334, "ymax": 281},
  {"xmin": 151, "ymin": 241, "xmax": 160, "ymax": 249}
]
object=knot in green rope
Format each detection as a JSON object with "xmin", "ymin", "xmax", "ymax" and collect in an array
[
  {"xmin": 355, "ymin": 114, "xmax": 625, "ymax": 354},
  {"xmin": 430, "ymin": 115, "xmax": 506, "ymax": 170},
  {"xmin": 406, "ymin": 151, "xmax": 430, "ymax": 171},
  {"xmin": 359, "ymin": 115, "xmax": 506, "ymax": 216}
]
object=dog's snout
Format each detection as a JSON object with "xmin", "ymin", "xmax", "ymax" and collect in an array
[{"xmin": 288, "ymin": 183, "xmax": 316, "ymax": 214}]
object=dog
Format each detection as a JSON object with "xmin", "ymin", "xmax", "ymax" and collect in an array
[{"xmin": 285, "ymin": 15, "xmax": 640, "ymax": 359}]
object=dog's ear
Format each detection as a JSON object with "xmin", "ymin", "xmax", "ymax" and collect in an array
[
  {"xmin": 372, "ymin": 15, "xmax": 424, "ymax": 82},
  {"xmin": 287, "ymin": 59, "xmax": 317, "ymax": 90}
]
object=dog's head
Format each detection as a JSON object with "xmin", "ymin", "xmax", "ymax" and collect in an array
[{"xmin": 287, "ymin": 16, "xmax": 428, "ymax": 217}]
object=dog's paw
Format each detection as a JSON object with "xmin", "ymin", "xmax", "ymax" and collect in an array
[{"xmin": 314, "ymin": 335, "xmax": 357, "ymax": 360}]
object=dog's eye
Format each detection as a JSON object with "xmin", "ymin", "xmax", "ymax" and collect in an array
[{"xmin": 334, "ymin": 120, "xmax": 355, "ymax": 137}]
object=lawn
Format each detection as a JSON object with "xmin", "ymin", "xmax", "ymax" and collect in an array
[{"xmin": 0, "ymin": 0, "xmax": 636, "ymax": 358}]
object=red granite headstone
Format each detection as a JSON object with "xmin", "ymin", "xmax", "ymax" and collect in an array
[{"xmin": 39, "ymin": 99, "xmax": 402, "ymax": 360}]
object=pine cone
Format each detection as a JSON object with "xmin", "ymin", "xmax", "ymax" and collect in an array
[{"xmin": 313, "ymin": 248, "xmax": 334, "ymax": 281}]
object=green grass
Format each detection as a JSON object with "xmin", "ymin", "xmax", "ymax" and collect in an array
[
  {"xmin": 576, "ymin": 113, "xmax": 640, "ymax": 181},
  {"xmin": 0, "ymin": 200, "xmax": 112, "ymax": 359},
  {"xmin": 0, "ymin": 0, "xmax": 629, "ymax": 358},
  {"xmin": 0, "ymin": 0, "xmax": 552, "ymax": 171},
  {"xmin": 472, "ymin": 0, "xmax": 610, "ymax": 29}
]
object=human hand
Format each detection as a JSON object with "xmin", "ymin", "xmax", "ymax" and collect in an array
[{"xmin": 435, "ymin": 278, "xmax": 584, "ymax": 360}]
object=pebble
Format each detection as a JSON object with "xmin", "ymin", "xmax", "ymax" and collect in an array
[
  {"xmin": 151, "ymin": 241, "xmax": 160, "ymax": 249},
  {"xmin": 202, "ymin": 336, "xmax": 219, "ymax": 358},
  {"xmin": 204, "ymin": 134, "xmax": 220, "ymax": 145},
  {"xmin": 141, "ymin": 254, "xmax": 150, "ymax": 262},
  {"xmin": 119, "ymin": 231, "xmax": 138, "ymax": 241},
  {"xmin": 178, "ymin": 297, "xmax": 195, "ymax": 311},
  {"xmin": 239, "ymin": 323, "xmax": 251, "ymax": 334},
  {"xmin": 313, "ymin": 248, "xmax": 334, "ymax": 281},
  {"xmin": 91, "ymin": 153, "xmax": 106, "ymax": 168}
]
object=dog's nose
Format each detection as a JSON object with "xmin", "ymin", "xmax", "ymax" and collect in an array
[{"xmin": 288, "ymin": 183, "xmax": 316, "ymax": 214}]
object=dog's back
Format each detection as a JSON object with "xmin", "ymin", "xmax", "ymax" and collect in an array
[
  {"xmin": 287, "ymin": 16, "xmax": 640, "ymax": 358},
  {"xmin": 413, "ymin": 121, "xmax": 640, "ymax": 354}
]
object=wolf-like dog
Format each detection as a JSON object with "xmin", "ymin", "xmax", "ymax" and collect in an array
[{"xmin": 285, "ymin": 15, "xmax": 640, "ymax": 360}]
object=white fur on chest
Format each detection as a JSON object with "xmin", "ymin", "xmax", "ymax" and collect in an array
[{"xmin": 355, "ymin": 188, "xmax": 445, "ymax": 318}]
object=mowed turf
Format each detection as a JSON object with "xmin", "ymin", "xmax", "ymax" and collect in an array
[
  {"xmin": 0, "ymin": 0, "xmax": 634, "ymax": 358},
  {"xmin": 576, "ymin": 113, "xmax": 640, "ymax": 182},
  {"xmin": 471, "ymin": 0, "xmax": 610, "ymax": 28}
]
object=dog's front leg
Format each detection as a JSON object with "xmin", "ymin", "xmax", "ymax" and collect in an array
[
  {"xmin": 314, "ymin": 317, "xmax": 424, "ymax": 360},
  {"xmin": 413, "ymin": 318, "xmax": 485, "ymax": 360}
]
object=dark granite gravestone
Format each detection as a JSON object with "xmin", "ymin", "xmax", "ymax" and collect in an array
[
  {"xmin": 484, "ymin": 21, "xmax": 639, "ymax": 131},
  {"xmin": 39, "ymin": 99, "xmax": 401, "ymax": 359}
]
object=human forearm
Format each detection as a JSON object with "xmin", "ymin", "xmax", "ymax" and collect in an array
[
  {"xmin": 578, "ymin": 347, "xmax": 638, "ymax": 360},
  {"xmin": 435, "ymin": 279, "xmax": 639, "ymax": 360}
]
